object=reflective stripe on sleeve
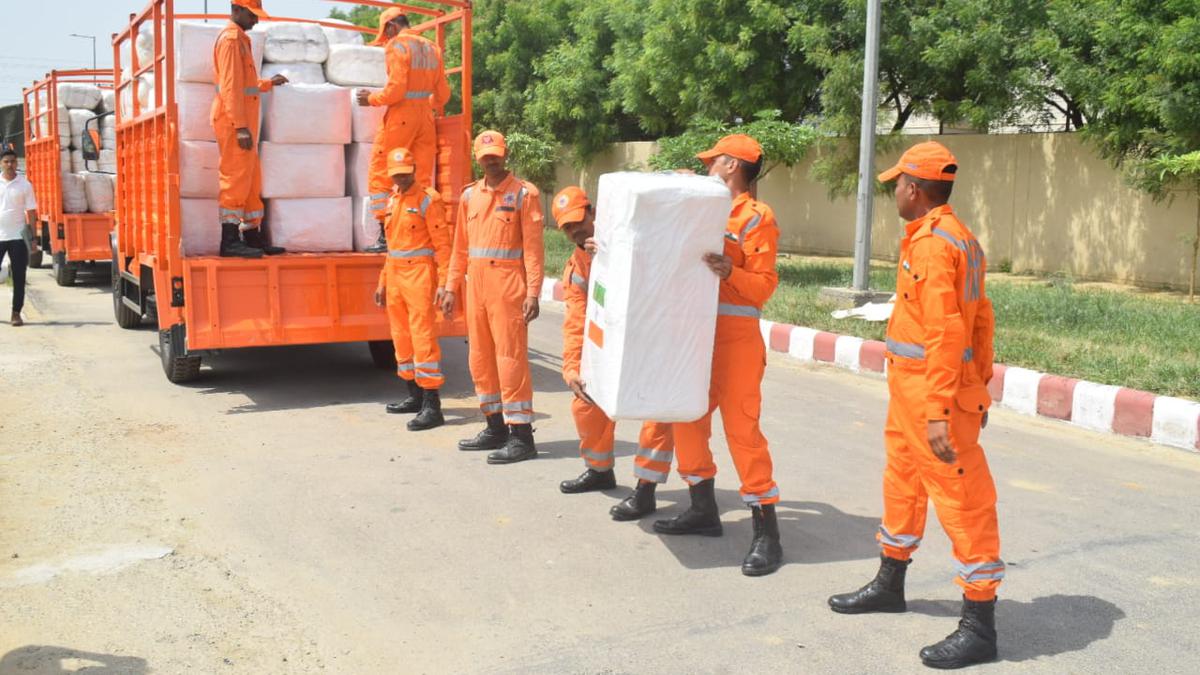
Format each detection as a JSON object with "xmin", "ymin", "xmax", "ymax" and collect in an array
[{"xmin": 717, "ymin": 303, "xmax": 762, "ymax": 318}]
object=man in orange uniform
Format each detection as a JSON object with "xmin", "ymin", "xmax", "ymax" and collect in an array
[
  {"xmin": 550, "ymin": 186, "xmax": 676, "ymax": 506},
  {"xmin": 356, "ymin": 8, "xmax": 451, "ymax": 253},
  {"xmin": 442, "ymin": 131, "xmax": 544, "ymax": 464},
  {"xmin": 828, "ymin": 141, "xmax": 1002, "ymax": 670},
  {"xmin": 651, "ymin": 135, "xmax": 784, "ymax": 576},
  {"xmin": 211, "ymin": 0, "xmax": 287, "ymax": 258},
  {"xmin": 373, "ymin": 147, "xmax": 451, "ymax": 431}
]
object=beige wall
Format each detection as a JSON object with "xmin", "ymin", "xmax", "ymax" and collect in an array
[{"xmin": 557, "ymin": 134, "xmax": 1198, "ymax": 290}]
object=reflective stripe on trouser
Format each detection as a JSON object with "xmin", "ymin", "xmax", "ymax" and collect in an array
[
  {"xmin": 368, "ymin": 105, "xmax": 437, "ymax": 221},
  {"xmin": 466, "ymin": 260, "xmax": 534, "ymax": 425},
  {"xmin": 214, "ymin": 122, "xmax": 264, "ymax": 228},
  {"xmin": 672, "ymin": 318, "xmax": 779, "ymax": 506},
  {"xmin": 572, "ymin": 397, "xmax": 615, "ymax": 471},
  {"xmin": 881, "ymin": 360, "xmax": 1002, "ymax": 601},
  {"xmin": 632, "ymin": 422, "xmax": 674, "ymax": 483},
  {"xmin": 384, "ymin": 258, "xmax": 444, "ymax": 389}
]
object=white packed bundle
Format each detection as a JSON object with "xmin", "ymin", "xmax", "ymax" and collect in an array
[
  {"xmin": 118, "ymin": 76, "xmax": 156, "ymax": 117},
  {"xmin": 98, "ymin": 149, "xmax": 117, "ymax": 174},
  {"xmin": 266, "ymin": 197, "xmax": 353, "ymax": 252},
  {"xmin": 61, "ymin": 172, "xmax": 88, "ymax": 214},
  {"xmin": 70, "ymin": 150, "xmax": 86, "ymax": 173},
  {"xmin": 345, "ymin": 142, "xmax": 372, "ymax": 196},
  {"xmin": 179, "ymin": 140, "xmax": 220, "ymax": 199},
  {"xmin": 351, "ymin": 196, "xmax": 381, "ymax": 251},
  {"xmin": 262, "ymin": 62, "xmax": 326, "ymax": 85},
  {"xmin": 581, "ymin": 172, "xmax": 732, "ymax": 422},
  {"xmin": 324, "ymin": 44, "xmax": 386, "ymax": 87},
  {"xmin": 59, "ymin": 150, "xmax": 70, "ymax": 171},
  {"xmin": 321, "ymin": 19, "xmax": 365, "ymax": 46},
  {"xmin": 180, "ymin": 198, "xmax": 220, "ymax": 257},
  {"xmin": 349, "ymin": 88, "xmax": 384, "ymax": 143},
  {"xmin": 57, "ymin": 83, "xmax": 102, "ymax": 110},
  {"xmin": 68, "ymin": 109, "xmax": 96, "ymax": 149},
  {"xmin": 257, "ymin": 21, "xmax": 329, "ymax": 64},
  {"xmin": 100, "ymin": 115, "xmax": 117, "ymax": 147},
  {"xmin": 177, "ymin": 82, "xmax": 217, "ymax": 142},
  {"xmin": 260, "ymin": 142, "xmax": 346, "ymax": 198},
  {"xmin": 98, "ymin": 89, "xmax": 116, "ymax": 114},
  {"xmin": 135, "ymin": 22, "xmax": 156, "ymax": 69},
  {"xmin": 177, "ymin": 21, "xmax": 266, "ymax": 83},
  {"xmin": 44, "ymin": 104, "xmax": 72, "ymax": 147},
  {"xmin": 83, "ymin": 172, "xmax": 115, "ymax": 214},
  {"xmin": 262, "ymin": 84, "xmax": 351, "ymax": 144}
]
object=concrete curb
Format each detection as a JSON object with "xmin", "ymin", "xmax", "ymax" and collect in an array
[{"xmin": 539, "ymin": 279, "xmax": 1200, "ymax": 453}]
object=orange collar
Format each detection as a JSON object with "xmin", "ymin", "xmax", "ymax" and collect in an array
[
  {"xmin": 904, "ymin": 204, "xmax": 954, "ymax": 237},
  {"xmin": 480, "ymin": 173, "xmax": 516, "ymax": 195}
]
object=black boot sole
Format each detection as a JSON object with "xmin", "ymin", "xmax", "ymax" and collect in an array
[
  {"xmin": 920, "ymin": 650, "xmax": 997, "ymax": 670},
  {"xmin": 387, "ymin": 404, "xmax": 421, "ymax": 415},
  {"xmin": 828, "ymin": 600, "xmax": 907, "ymax": 615},
  {"xmin": 559, "ymin": 477, "xmax": 617, "ymax": 494},
  {"xmin": 610, "ymin": 503, "xmax": 656, "ymax": 521},
  {"xmin": 458, "ymin": 438, "xmax": 507, "ymax": 451},
  {"xmin": 652, "ymin": 521, "xmax": 723, "ymax": 537},
  {"xmin": 407, "ymin": 415, "xmax": 445, "ymax": 431},
  {"xmin": 487, "ymin": 448, "xmax": 537, "ymax": 464},
  {"xmin": 741, "ymin": 560, "xmax": 783, "ymax": 577}
]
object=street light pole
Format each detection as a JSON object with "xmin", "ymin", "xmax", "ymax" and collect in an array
[
  {"xmin": 851, "ymin": 0, "xmax": 882, "ymax": 291},
  {"xmin": 69, "ymin": 33, "xmax": 98, "ymax": 82}
]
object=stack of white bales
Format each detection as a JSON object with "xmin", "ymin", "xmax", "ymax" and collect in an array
[{"xmin": 40, "ymin": 82, "xmax": 116, "ymax": 214}]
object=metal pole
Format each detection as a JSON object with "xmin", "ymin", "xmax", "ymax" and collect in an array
[{"xmin": 852, "ymin": 0, "xmax": 882, "ymax": 291}]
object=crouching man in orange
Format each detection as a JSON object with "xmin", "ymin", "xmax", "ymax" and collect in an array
[
  {"xmin": 828, "ymin": 141, "xmax": 1003, "ymax": 670},
  {"xmin": 442, "ymin": 131, "xmax": 544, "ymax": 464},
  {"xmin": 651, "ymin": 134, "xmax": 784, "ymax": 577},
  {"xmin": 550, "ymin": 186, "xmax": 677, "ymax": 510},
  {"xmin": 373, "ymin": 147, "xmax": 451, "ymax": 431}
]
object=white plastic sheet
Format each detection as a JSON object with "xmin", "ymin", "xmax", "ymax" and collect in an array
[
  {"xmin": 98, "ymin": 89, "xmax": 116, "ymax": 114},
  {"xmin": 68, "ymin": 109, "xmax": 96, "ymax": 150},
  {"xmin": 177, "ymin": 82, "xmax": 217, "ymax": 142},
  {"xmin": 119, "ymin": 76, "xmax": 155, "ymax": 118},
  {"xmin": 350, "ymin": 88, "xmax": 384, "ymax": 143},
  {"xmin": 321, "ymin": 19, "xmax": 365, "ymax": 46},
  {"xmin": 70, "ymin": 150, "xmax": 86, "ymax": 173},
  {"xmin": 262, "ymin": 84, "xmax": 351, "ymax": 144},
  {"xmin": 57, "ymin": 83, "xmax": 102, "ymax": 110},
  {"xmin": 135, "ymin": 22, "xmax": 156, "ymax": 70},
  {"xmin": 581, "ymin": 172, "xmax": 732, "ymax": 422},
  {"xmin": 176, "ymin": 21, "xmax": 266, "ymax": 84},
  {"xmin": 345, "ymin": 142, "xmax": 372, "ymax": 197},
  {"xmin": 179, "ymin": 140, "xmax": 220, "ymax": 199},
  {"xmin": 831, "ymin": 299, "xmax": 896, "ymax": 322},
  {"xmin": 266, "ymin": 197, "xmax": 353, "ymax": 252},
  {"xmin": 324, "ymin": 44, "xmax": 386, "ymax": 87},
  {"xmin": 180, "ymin": 198, "xmax": 220, "ymax": 257},
  {"xmin": 262, "ymin": 62, "xmax": 326, "ymax": 85},
  {"xmin": 352, "ymin": 196, "xmax": 381, "ymax": 252},
  {"xmin": 61, "ymin": 172, "xmax": 88, "ymax": 214},
  {"xmin": 257, "ymin": 22, "xmax": 329, "ymax": 64},
  {"xmin": 83, "ymin": 172, "xmax": 115, "ymax": 214},
  {"xmin": 98, "ymin": 149, "xmax": 117, "ymax": 174},
  {"xmin": 260, "ymin": 142, "xmax": 346, "ymax": 199}
]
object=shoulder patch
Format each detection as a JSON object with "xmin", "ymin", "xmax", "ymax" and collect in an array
[{"xmin": 520, "ymin": 181, "xmax": 540, "ymax": 198}]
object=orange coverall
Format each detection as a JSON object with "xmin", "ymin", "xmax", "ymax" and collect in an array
[
  {"xmin": 367, "ymin": 31, "xmax": 451, "ymax": 223},
  {"xmin": 378, "ymin": 183, "xmax": 452, "ymax": 390},
  {"xmin": 672, "ymin": 192, "xmax": 781, "ymax": 506},
  {"xmin": 562, "ymin": 246, "xmax": 676, "ymax": 476},
  {"xmin": 211, "ymin": 21, "xmax": 273, "ymax": 229},
  {"xmin": 447, "ymin": 174, "xmax": 544, "ymax": 425}
]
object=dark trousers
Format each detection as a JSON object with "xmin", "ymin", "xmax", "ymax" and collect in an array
[{"xmin": 0, "ymin": 238, "xmax": 28, "ymax": 314}]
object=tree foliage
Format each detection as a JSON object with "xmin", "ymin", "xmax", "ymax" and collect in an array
[{"xmin": 647, "ymin": 111, "xmax": 820, "ymax": 179}]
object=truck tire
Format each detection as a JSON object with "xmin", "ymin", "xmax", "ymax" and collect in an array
[
  {"xmin": 160, "ymin": 328, "xmax": 202, "ymax": 383},
  {"xmin": 112, "ymin": 259, "xmax": 141, "ymax": 329},
  {"xmin": 52, "ymin": 251, "xmax": 76, "ymax": 287},
  {"xmin": 368, "ymin": 340, "xmax": 397, "ymax": 370},
  {"xmin": 29, "ymin": 249, "xmax": 43, "ymax": 269}
]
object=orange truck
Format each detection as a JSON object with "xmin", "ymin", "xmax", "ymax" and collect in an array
[
  {"xmin": 22, "ymin": 70, "xmax": 116, "ymax": 286},
  {"xmin": 111, "ymin": 0, "xmax": 473, "ymax": 383}
]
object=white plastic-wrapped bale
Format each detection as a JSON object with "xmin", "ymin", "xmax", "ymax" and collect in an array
[
  {"xmin": 57, "ymin": 83, "xmax": 102, "ymax": 110},
  {"xmin": 580, "ymin": 172, "xmax": 732, "ymax": 422},
  {"xmin": 135, "ymin": 22, "xmax": 156, "ymax": 70},
  {"xmin": 180, "ymin": 199, "xmax": 220, "ymax": 257},
  {"xmin": 177, "ymin": 82, "xmax": 217, "ymax": 142},
  {"xmin": 179, "ymin": 140, "xmax": 220, "ymax": 199},
  {"xmin": 352, "ymin": 196, "xmax": 381, "ymax": 251},
  {"xmin": 257, "ymin": 21, "xmax": 329, "ymax": 64},
  {"xmin": 70, "ymin": 150, "xmax": 86, "ymax": 173},
  {"xmin": 176, "ymin": 21, "xmax": 266, "ymax": 84},
  {"xmin": 98, "ymin": 149, "xmax": 117, "ymax": 174},
  {"xmin": 118, "ymin": 75, "xmax": 156, "ymax": 117},
  {"xmin": 100, "ymin": 115, "xmax": 116, "ymax": 145},
  {"xmin": 59, "ymin": 150, "xmax": 70, "ymax": 171},
  {"xmin": 321, "ymin": 19, "xmax": 365, "ymax": 46},
  {"xmin": 261, "ymin": 62, "xmax": 326, "ymax": 85},
  {"xmin": 98, "ymin": 89, "xmax": 116, "ymax": 114},
  {"xmin": 345, "ymin": 142, "xmax": 372, "ymax": 197},
  {"xmin": 267, "ymin": 198, "xmax": 353, "ymax": 252},
  {"xmin": 349, "ymin": 88, "xmax": 384, "ymax": 143},
  {"xmin": 83, "ymin": 172, "xmax": 115, "ymax": 214},
  {"xmin": 61, "ymin": 172, "xmax": 89, "ymax": 214},
  {"xmin": 68, "ymin": 109, "xmax": 96, "ymax": 149},
  {"xmin": 324, "ymin": 44, "xmax": 386, "ymax": 87},
  {"xmin": 262, "ymin": 84, "xmax": 351, "ymax": 144},
  {"xmin": 260, "ymin": 142, "xmax": 346, "ymax": 198}
]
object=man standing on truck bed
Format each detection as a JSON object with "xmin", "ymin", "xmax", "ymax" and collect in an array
[
  {"xmin": 212, "ymin": 0, "xmax": 287, "ymax": 259},
  {"xmin": 356, "ymin": 8, "xmax": 451, "ymax": 254},
  {"xmin": 0, "ymin": 147, "xmax": 37, "ymax": 327}
]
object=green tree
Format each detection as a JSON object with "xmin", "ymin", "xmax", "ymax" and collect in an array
[{"xmin": 646, "ymin": 111, "xmax": 820, "ymax": 179}]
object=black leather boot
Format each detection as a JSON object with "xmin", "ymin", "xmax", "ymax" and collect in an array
[
  {"xmin": 407, "ymin": 389, "xmax": 444, "ymax": 431},
  {"xmin": 610, "ymin": 480, "xmax": 657, "ymax": 521},
  {"xmin": 458, "ymin": 413, "xmax": 508, "ymax": 451},
  {"xmin": 242, "ymin": 227, "xmax": 285, "ymax": 255},
  {"xmin": 364, "ymin": 223, "xmax": 387, "ymax": 254},
  {"xmin": 386, "ymin": 380, "xmax": 423, "ymax": 414},
  {"xmin": 559, "ymin": 469, "xmax": 616, "ymax": 494},
  {"xmin": 741, "ymin": 504, "xmax": 783, "ymax": 576},
  {"xmin": 219, "ymin": 222, "xmax": 263, "ymax": 258},
  {"xmin": 653, "ymin": 479, "xmax": 723, "ymax": 536},
  {"xmin": 828, "ymin": 555, "xmax": 911, "ymax": 614},
  {"xmin": 487, "ymin": 424, "xmax": 537, "ymax": 464},
  {"xmin": 919, "ymin": 596, "xmax": 998, "ymax": 669}
]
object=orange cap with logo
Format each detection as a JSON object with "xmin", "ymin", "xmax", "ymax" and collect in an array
[
  {"xmin": 370, "ymin": 7, "xmax": 407, "ymax": 46},
  {"xmin": 473, "ymin": 130, "xmax": 507, "ymax": 160},
  {"xmin": 387, "ymin": 147, "xmax": 416, "ymax": 176},
  {"xmin": 231, "ymin": 0, "xmax": 268, "ymax": 19},
  {"xmin": 878, "ymin": 141, "xmax": 958, "ymax": 183},
  {"xmin": 696, "ymin": 133, "xmax": 763, "ymax": 165},
  {"xmin": 551, "ymin": 187, "xmax": 590, "ymax": 228}
]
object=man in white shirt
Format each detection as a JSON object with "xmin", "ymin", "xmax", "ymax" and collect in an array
[{"xmin": 1, "ymin": 148, "xmax": 39, "ymax": 327}]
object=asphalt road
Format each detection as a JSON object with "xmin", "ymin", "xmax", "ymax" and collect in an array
[{"xmin": 1, "ymin": 266, "xmax": 1198, "ymax": 674}]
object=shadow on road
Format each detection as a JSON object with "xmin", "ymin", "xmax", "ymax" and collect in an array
[
  {"xmin": 907, "ymin": 594, "xmax": 1125, "ymax": 662},
  {"xmin": 0, "ymin": 646, "xmax": 147, "ymax": 674}
]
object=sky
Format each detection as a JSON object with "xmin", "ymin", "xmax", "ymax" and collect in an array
[{"xmin": 1, "ymin": 0, "xmax": 343, "ymax": 105}]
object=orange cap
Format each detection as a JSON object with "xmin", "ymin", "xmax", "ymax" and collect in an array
[
  {"xmin": 696, "ymin": 133, "xmax": 763, "ymax": 165},
  {"xmin": 473, "ymin": 130, "xmax": 507, "ymax": 160},
  {"xmin": 386, "ymin": 147, "xmax": 416, "ymax": 176},
  {"xmin": 551, "ymin": 187, "xmax": 590, "ymax": 228},
  {"xmin": 878, "ymin": 141, "xmax": 958, "ymax": 183},
  {"xmin": 370, "ymin": 7, "xmax": 406, "ymax": 46},
  {"xmin": 231, "ymin": 0, "xmax": 268, "ymax": 19}
]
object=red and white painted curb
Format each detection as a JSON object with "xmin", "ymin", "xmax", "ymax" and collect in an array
[{"xmin": 541, "ymin": 278, "xmax": 1200, "ymax": 453}]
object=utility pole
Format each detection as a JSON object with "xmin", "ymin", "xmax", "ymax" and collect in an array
[{"xmin": 70, "ymin": 34, "xmax": 97, "ymax": 83}]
